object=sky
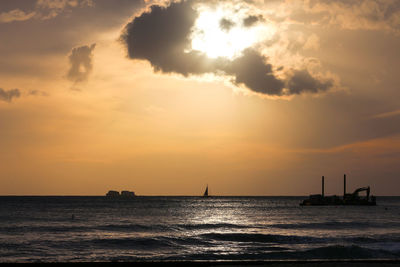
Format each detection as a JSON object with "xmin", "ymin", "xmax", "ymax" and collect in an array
[{"xmin": 0, "ymin": 0, "xmax": 400, "ymax": 196}]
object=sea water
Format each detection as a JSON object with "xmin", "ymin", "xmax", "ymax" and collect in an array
[{"xmin": 0, "ymin": 196, "xmax": 399, "ymax": 262}]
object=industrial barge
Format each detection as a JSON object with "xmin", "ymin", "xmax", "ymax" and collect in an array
[{"xmin": 300, "ymin": 174, "xmax": 376, "ymax": 206}]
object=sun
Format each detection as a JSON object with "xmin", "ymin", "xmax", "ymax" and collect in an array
[{"xmin": 190, "ymin": 5, "xmax": 274, "ymax": 59}]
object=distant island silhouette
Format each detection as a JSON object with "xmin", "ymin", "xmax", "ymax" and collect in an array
[{"xmin": 105, "ymin": 190, "xmax": 136, "ymax": 199}]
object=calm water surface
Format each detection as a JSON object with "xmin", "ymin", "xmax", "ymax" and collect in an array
[{"xmin": 0, "ymin": 196, "xmax": 399, "ymax": 262}]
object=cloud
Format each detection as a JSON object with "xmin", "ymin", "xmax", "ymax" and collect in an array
[
  {"xmin": 0, "ymin": 88, "xmax": 48, "ymax": 102},
  {"xmin": 0, "ymin": 0, "xmax": 93, "ymax": 23},
  {"xmin": 36, "ymin": 0, "xmax": 93, "ymax": 9},
  {"xmin": 67, "ymin": 43, "xmax": 96, "ymax": 84},
  {"xmin": 303, "ymin": 33, "xmax": 320, "ymax": 50},
  {"xmin": 371, "ymin": 109, "xmax": 400, "ymax": 119},
  {"xmin": 220, "ymin": 18, "xmax": 235, "ymax": 31},
  {"xmin": 121, "ymin": 1, "xmax": 335, "ymax": 97},
  {"xmin": 0, "ymin": 88, "xmax": 21, "ymax": 103},
  {"xmin": 29, "ymin": 90, "xmax": 49, "ymax": 97},
  {"xmin": 243, "ymin": 15, "xmax": 263, "ymax": 27},
  {"xmin": 286, "ymin": 69, "xmax": 333, "ymax": 94},
  {"xmin": 35, "ymin": 0, "xmax": 93, "ymax": 20},
  {"xmin": 121, "ymin": 2, "xmax": 216, "ymax": 76},
  {"xmin": 223, "ymin": 49, "xmax": 285, "ymax": 95},
  {"xmin": 285, "ymin": 0, "xmax": 400, "ymax": 34},
  {"xmin": 0, "ymin": 9, "xmax": 36, "ymax": 23}
]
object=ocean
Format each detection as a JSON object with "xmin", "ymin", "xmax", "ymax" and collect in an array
[{"xmin": 0, "ymin": 196, "xmax": 399, "ymax": 262}]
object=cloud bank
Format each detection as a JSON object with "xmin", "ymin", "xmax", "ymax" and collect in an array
[
  {"xmin": 67, "ymin": 43, "xmax": 96, "ymax": 84},
  {"xmin": 121, "ymin": 1, "xmax": 334, "ymax": 97},
  {"xmin": 0, "ymin": 9, "xmax": 36, "ymax": 23},
  {"xmin": 281, "ymin": 0, "xmax": 400, "ymax": 34},
  {"xmin": 0, "ymin": 88, "xmax": 20, "ymax": 103},
  {"xmin": 0, "ymin": 0, "xmax": 93, "ymax": 23}
]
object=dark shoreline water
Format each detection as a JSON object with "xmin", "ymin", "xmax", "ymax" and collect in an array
[
  {"xmin": 1, "ymin": 260, "xmax": 400, "ymax": 266},
  {"xmin": 0, "ymin": 196, "xmax": 399, "ymax": 263}
]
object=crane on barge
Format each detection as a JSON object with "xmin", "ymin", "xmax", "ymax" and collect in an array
[{"xmin": 300, "ymin": 174, "xmax": 376, "ymax": 206}]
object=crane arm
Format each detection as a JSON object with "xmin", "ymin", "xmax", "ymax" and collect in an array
[{"xmin": 352, "ymin": 186, "xmax": 370, "ymax": 200}]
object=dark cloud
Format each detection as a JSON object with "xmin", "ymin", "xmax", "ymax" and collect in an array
[
  {"xmin": 121, "ymin": 1, "xmax": 334, "ymax": 96},
  {"xmin": 223, "ymin": 49, "xmax": 285, "ymax": 95},
  {"xmin": 243, "ymin": 15, "xmax": 262, "ymax": 27},
  {"xmin": 287, "ymin": 70, "xmax": 333, "ymax": 94},
  {"xmin": 29, "ymin": 89, "xmax": 49, "ymax": 96},
  {"xmin": 0, "ymin": 88, "xmax": 20, "ymax": 102},
  {"xmin": 220, "ymin": 18, "xmax": 235, "ymax": 31},
  {"xmin": 121, "ymin": 1, "xmax": 218, "ymax": 76},
  {"xmin": 67, "ymin": 43, "xmax": 96, "ymax": 83}
]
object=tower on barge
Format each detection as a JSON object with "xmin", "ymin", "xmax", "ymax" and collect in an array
[{"xmin": 300, "ymin": 174, "xmax": 376, "ymax": 206}]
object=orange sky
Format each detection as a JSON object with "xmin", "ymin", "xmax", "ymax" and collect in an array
[{"xmin": 1, "ymin": 0, "xmax": 400, "ymax": 195}]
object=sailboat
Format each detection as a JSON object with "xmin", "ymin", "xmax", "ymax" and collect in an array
[{"xmin": 203, "ymin": 184, "xmax": 209, "ymax": 197}]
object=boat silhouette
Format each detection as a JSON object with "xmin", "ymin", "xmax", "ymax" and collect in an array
[{"xmin": 203, "ymin": 185, "xmax": 209, "ymax": 197}]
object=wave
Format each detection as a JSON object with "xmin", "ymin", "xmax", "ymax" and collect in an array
[
  {"xmin": 97, "ymin": 222, "xmax": 249, "ymax": 232},
  {"xmin": 200, "ymin": 232, "xmax": 324, "ymax": 244},
  {"xmin": 271, "ymin": 221, "xmax": 400, "ymax": 230},
  {"xmin": 0, "ymin": 225, "xmax": 91, "ymax": 233},
  {"xmin": 0, "ymin": 222, "xmax": 251, "ymax": 235},
  {"xmin": 348, "ymin": 234, "xmax": 400, "ymax": 244},
  {"xmin": 87, "ymin": 235, "xmax": 211, "ymax": 250},
  {"xmin": 296, "ymin": 245, "xmax": 400, "ymax": 259},
  {"xmin": 3, "ymin": 220, "xmax": 399, "ymax": 234},
  {"xmin": 162, "ymin": 245, "xmax": 400, "ymax": 261},
  {"xmin": 200, "ymin": 232, "xmax": 400, "ymax": 246},
  {"xmin": 3, "ymin": 223, "xmax": 400, "ymax": 246},
  {"xmin": 90, "ymin": 236, "xmax": 173, "ymax": 249},
  {"xmin": 3, "ymin": 235, "xmax": 400, "ymax": 261},
  {"xmin": 177, "ymin": 223, "xmax": 250, "ymax": 230},
  {"xmin": 98, "ymin": 223, "xmax": 165, "ymax": 232}
]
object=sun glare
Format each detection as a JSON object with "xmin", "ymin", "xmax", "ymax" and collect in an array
[{"xmin": 190, "ymin": 5, "xmax": 274, "ymax": 59}]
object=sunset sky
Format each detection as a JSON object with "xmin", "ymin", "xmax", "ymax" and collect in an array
[{"xmin": 1, "ymin": 0, "xmax": 400, "ymax": 196}]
